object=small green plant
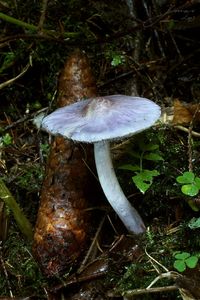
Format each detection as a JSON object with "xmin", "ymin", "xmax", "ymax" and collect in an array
[
  {"xmin": 104, "ymin": 47, "xmax": 125, "ymax": 67},
  {"xmin": 176, "ymin": 171, "xmax": 200, "ymax": 197},
  {"xmin": 0, "ymin": 133, "xmax": 13, "ymax": 146},
  {"xmin": 111, "ymin": 53, "xmax": 125, "ymax": 66},
  {"xmin": 188, "ymin": 217, "xmax": 200, "ymax": 229},
  {"xmin": 40, "ymin": 142, "xmax": 50, "ymax": 159},
  {"xmin": 119, "ymin": 141, "xmax": 163, "ymax": 193},
  {"xmin": 173, "ymin": 251, "xmax": 198, "ymax": 272},
  {"xmin": 176, "ymin": 171, "xmax": 200, "ymax": 211}
]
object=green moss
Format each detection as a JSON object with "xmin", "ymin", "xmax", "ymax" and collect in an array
[{"xmin": 0, "ymin": 229, "xmax": 46, "ymax": 297}]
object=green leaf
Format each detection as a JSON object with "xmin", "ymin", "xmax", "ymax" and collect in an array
[
  {"xmin": 129, "ymin": 151, "xmax": 141, "ymax": 159},
  {"xmin": 119, "ymin": 164, "xmax": 140, "ymax": 171},
  {"xmin": 132, "ymin": 170, "xmax": 159, "ymax": 194},
  {"xmin": 176, "ymin": 171, "xmax": 195, "ymax": 184},
  {"xmin": 132, "ymin": 175, "xmax": 150, "ymax": 194},
  {"xmin": 173, "ymin": 260, "xmax": 186, "ymax": 272},
  {"xmin": 143, "ymin": 153, "xmax": 163, "ymax": 161},
  {"xmin": 139, "ymin": 142, "xmax": 159, "ymax": 151},
  {"xmin": 188, "ymin": 217, "xmax": 200, "ymax": 229},
  {"xmin": 111, "ymin": 54, "xmax": 124, "ymax": 66},
  {"xmin": 141, "ymin": 169, "xmax": 160, "ymax": 180},
  {"xmin": 181, "ymin": 184, "xmax": 199, "ymax": 196},
  {"xmin": 185, "ymin": 256, "xmax": 198, "ymax": 268},
  {"xmin": 194, "ymin": 177, "xmax": 200, "ymax": 189},
  {"xmin": 144, "ymin": 143, "xmax": 159, "ymax": 151},
  {"xmin": 2, "ymin": 133, "xmax": 12, "ymax": 145},
  {"xmin": 187, "ymin": 199, "xmax": 199, "ymax": 212},
  {"xmin": 174, "ymin": 252, "xmax": 190, "ymax": 260}
]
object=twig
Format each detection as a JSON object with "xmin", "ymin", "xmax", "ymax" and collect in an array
[
  {"xmin": 124, "ymin": 285, "xmax": 178, "ymax": 296},
  {"xmin": 108, "ymin": 250, "xmax": 181, "ymax": 298},
  {"xmin": 108, "ymin": 285, "xmax": 178, "ymax": 297},
  {"xmin": 2, "ymin": 107, "xmax": 48, "ymax": 131},
  {"xmin": 106, "ymin": 214, "xmax": 119, "ymax": 235},
  {"xmin": 77, "ymin": 214, "xmax": 106, "ymax": 274},
  {"xmin": 82, "ymin": 157, "xmax": 99, "ymax": 182},
  {"xmin": 147, "ymin": 271, "xmax": 177, "ymax": 289},
  {"xmin": 174, "ymin": 125, "xmax": 200, "ymax": 138},
  {"xmin": 0, "ymin": 61, "xmax": 31, "ymax": 90},
  {"xmin": 145, "ymin": 247, "xmax": 169, "ymax": 273}
]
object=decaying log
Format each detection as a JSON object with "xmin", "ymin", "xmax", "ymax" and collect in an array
[{"xmin": 33, "ymin": 50, "xmax": 98, "ymax": 276}]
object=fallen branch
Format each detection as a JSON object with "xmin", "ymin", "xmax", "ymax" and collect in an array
[
  {"xmin": 174, "ymin": 125, "xmax": 200, "ymax": 137},
  {"xmin": 108, "ymin": 285, "xmax": 178, "ymax": 297}
]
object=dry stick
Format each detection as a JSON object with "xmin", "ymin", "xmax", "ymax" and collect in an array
[
  {"xmin": 108, "ymin": 286, "xmax": 177, "ymax": 298},
  {"xmin": 122, "ymin": 285, "xmax": 178, "ymax": 297},
  {"xmin": 159, "ymin": 108, "xmax": 200, "ymax": 138},
  {"xmin": 145, "ymin": 247, "xmax": 169, "ymax": 273},
  {"xmin": 108, "ymin": 250, "xmax": 180, "ymax": 298},
  {"xmin": 174, "ymin": 125, "xmax": 200, "ymax": 138},
  {"xmin": 2, "ymin": 107, "xmax": 48, "ymax": 132},
  {"xmin": 0, "ymin": 179, "xmax": 33, "ymax": 240},
  {"xmin": 0, "ymin": 61, "xmax": 31, "ymax": 90},
  {"xmin": 77, "ymin": 214, "xmax": 106, "ymax": 274},
  {"xmin": 147, "ymin": 272, "xmax": 178, "ymax": 290}
]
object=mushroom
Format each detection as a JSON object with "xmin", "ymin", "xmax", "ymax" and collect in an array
[{"xmin": 42, "ymin": 95, "xmax": 161, "ymax": 235}]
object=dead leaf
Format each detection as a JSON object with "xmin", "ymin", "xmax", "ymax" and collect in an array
[{"xmin": 173, "ymin": 99, "xmax": 200, "ymax": 125}]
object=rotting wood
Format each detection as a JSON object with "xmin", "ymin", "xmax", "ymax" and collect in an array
[{"xmin": 32, "ymin": 50, "xmax": 98, "ymax": 276}]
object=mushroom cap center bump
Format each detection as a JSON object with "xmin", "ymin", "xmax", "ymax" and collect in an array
[
  {"xmin": 82, "ymin": 97, "xmax": 113, "ymax": 117},
  {"xmin": 42, "ymin": 95, "xmax": 161, "ymax": 143}
]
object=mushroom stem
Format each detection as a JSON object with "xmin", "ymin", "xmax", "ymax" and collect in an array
[{"xmin": 94, "ymin": 141, "xmax": 146, "ymax": 235}]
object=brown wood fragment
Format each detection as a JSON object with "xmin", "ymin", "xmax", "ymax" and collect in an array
[
  {"xmin": 33, "ymin": 50, "xmax": 98, "ymax": 276},
  {"xmin": 173, "ymin": 99, "xmax": 200, "ymax": 125}
]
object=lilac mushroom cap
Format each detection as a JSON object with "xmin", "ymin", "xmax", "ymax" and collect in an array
[
  {"xmin": 42, "ymin": 95, "xmax": 161, "ymax": 142},
  {"xmin": 42, "ymin": 95, "xmax": 161, "ymax": 234}
]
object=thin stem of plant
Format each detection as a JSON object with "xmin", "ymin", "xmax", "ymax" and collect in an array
[
  {"xmin": 0, "ymin": 179, "xmax": 33, "ymax": 240},
  {"xmin": 0, "ymin": 12, "xmax": 80, "ymax": 39}
]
